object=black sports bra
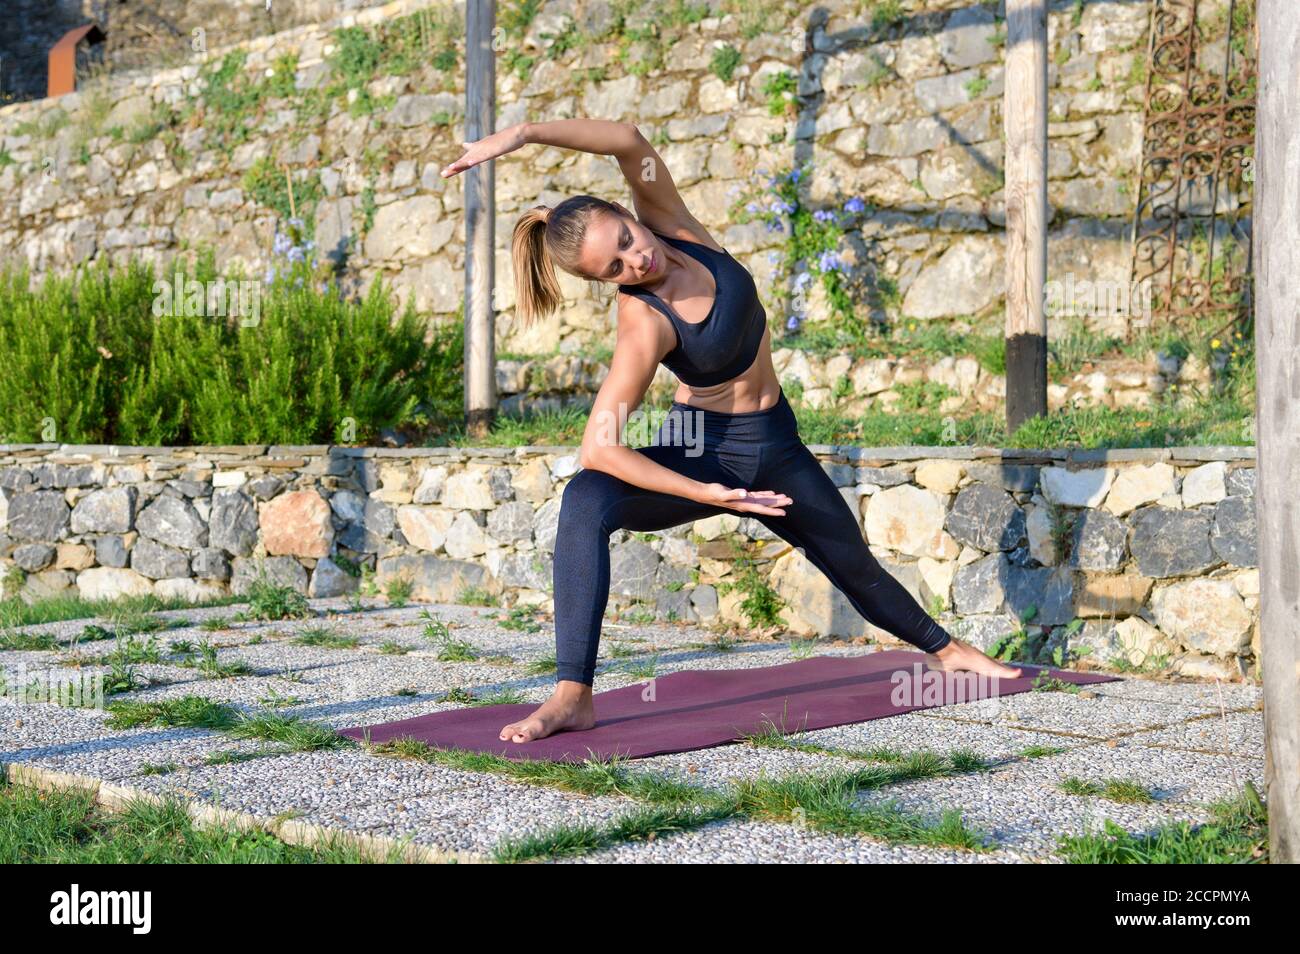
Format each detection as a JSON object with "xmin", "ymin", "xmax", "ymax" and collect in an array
[{"xmin": 617, "ymin": 230, "xmax": 767, "ymax": 387}]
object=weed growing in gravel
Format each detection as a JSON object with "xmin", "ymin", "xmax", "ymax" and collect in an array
[
  {"xmin": 458, "ymin": 586, "xmax": 498, "ymax": 606},
  {"xmin": 138, "ymin": 762, "xmax": 179, "ymax": 776},
  {"xmin": 526, "ymin": 654, "xmax": 557, "ymax": 676},
  {"xmin": 105, "ymin": 695, "xmax": 241, "ymax": 730},
  {"xmin": 620, "ymin": 654, "xmax": 659, "ymax": 679},
  {"xmin": 789, "ymin": 637, "xmax": 819, "ymax": 659},
  {"xmin": 292, "ymin": 627, "xmax": 360, "ymax": 649},
  {"xmin": 185, "ymin": 642, "xmax": 254, "ymax": 679},
  {"xmin": 0, "ymin": 628, "xmax": 58, "ymax": 651},
  {"xmin": 227, "ymin": 710, "xmax": 351, "ymax": 751},
  {"xmin": 239, "ymin": 577, "xmax": 312, "ymax": 621},
  {"xmin": 1058, "ymin": 777, "xmax": 1157, "ymax": 804},
  {"xmin": 468, "ymin": 689, "xmax": 528, "ymax": 706},
  {"xmin": 421, "ymin": 612, "xmax": 479, "ymax": 661},
  {"xmin": 1020, "ymin": 745, "xmax": 1068, "ymax": 759},
  {"xmin": 438, "ymin": 687, "xmax": 477, "ymax": 704},
  {"xmin": 497, "ymin": 607, "xmax": 542, "ymax": 633},
  {"xmin": 385, "ymin": 576, "xmax": 415, "ymax": 607}
]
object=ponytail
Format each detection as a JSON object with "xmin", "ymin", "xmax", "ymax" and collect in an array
[
  {"xmin": 510, "ymin": 195, "xmax": 623, "ymax": 328},
  {"xmin": 511, "ymin": 204, "xmax": 562, "ymax": 328}
]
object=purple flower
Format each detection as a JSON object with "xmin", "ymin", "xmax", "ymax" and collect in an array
[
  {"xmin": 272, "ymin": 232, "xmax": 293, "ymax": 256},
  {"xmin": 766, "ymin": 251, "xmax": 781, "ymax": 264},
  {"xmin": 263, "ymin": 267, "xmax": 276, "ymax": 284},
  {"xmin": 813, "ymin": 209, "xmax": 835, "ymax": 222},
  {"xmin": 746, "ymin": 202, "xmax": 760, "ymax": 214},
  {"xmin": 817, "ymin": 250, "xmax": 844, "ymax": 272},
  {"xmin": 794, "ymin": 271, "xmax": 812, "ymax": 288},
  {"xmin": 844, "ymin": 196, "xmax": 866, "ymax": 214},
  {"xmin": 786, "ymin": 314, "xmax": 801, "ymax": 331},
  {"xmin": 287, "ymin": 245, "xmax": 305, "ymax": 263}
]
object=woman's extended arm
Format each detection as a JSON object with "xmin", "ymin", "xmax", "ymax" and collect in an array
[
  {"xmin": 440, "ymin": 118, "xmax": 699, "ymax": 235},
  {"xmin": 440, "ymin": 119, "xmax": 638, "ymax": 177}
]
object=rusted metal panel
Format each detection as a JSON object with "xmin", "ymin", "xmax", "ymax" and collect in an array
[
  {"xmin": 47, "ymin": 24, "xmax": 106, "ymax": 98},
  {"xmin": 1129, "ymin": 0, "xmax": 1257, "ymax": 339}
]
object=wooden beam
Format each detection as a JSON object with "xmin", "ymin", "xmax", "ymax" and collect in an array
[
  {"xmin": 463, "ymin": 0, "xmax": 497, "ymax": 438},
  {"xmin": 1254, "ymin": 0, "xmax": 1299, "ymax": 863},
  {"xmin": 1003, "ymin": 0, "xmax": 1048, "ymax": 433}
]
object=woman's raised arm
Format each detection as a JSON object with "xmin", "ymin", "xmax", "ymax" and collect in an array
[{"xmin": 440, "ymin": 119, "xmax": 693, "ymax": 229}]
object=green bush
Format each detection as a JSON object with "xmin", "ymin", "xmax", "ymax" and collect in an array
[{"xmin": 0, "ymin": 253, "xmax": 462, "ymax": 445}]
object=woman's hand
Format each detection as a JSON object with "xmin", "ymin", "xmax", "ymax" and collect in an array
[
  {"xmin": 440, "ymin": 124, "xmax": 528, "ymax": 178},
  {"xmin": 696, "ymin": 483, "xmax": 793, "ymax": 516}
]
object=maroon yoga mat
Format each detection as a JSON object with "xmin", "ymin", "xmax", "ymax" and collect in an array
[{"xmin": 337, "ymin": 650, "xmax": 1121, "ymax": 763}]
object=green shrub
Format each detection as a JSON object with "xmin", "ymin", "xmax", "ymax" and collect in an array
[{"xmin": 0, "ymin": 254, "xmax": 463, "ymax": 445}]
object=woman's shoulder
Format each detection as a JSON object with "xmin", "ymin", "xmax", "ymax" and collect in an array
[{"xmin": 642, "ymin": 217, "xmax": 726, "ymax": 255}]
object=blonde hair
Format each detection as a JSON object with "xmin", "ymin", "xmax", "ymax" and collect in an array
[{"xmin": 510, "ymin": 195, "xmax": 623, "ymax": 328}]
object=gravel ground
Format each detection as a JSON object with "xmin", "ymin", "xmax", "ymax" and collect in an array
[{"xmin": 0, "ymin": 597, "xmax": 1268, "ymax": 863}]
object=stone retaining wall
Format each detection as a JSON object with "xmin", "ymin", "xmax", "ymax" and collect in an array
[{"xmin": 0, "ymin": 442, "xmax": 1260, "ymax": 681}]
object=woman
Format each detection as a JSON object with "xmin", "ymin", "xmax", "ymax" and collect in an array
[{"xmin": 441, "ymin": 118, "xmax": 1022, "ymax": 744}]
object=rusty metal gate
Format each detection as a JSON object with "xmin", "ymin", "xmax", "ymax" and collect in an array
[{"xmin": 1128, "ymin": 0, "xmax": 1256, "ymax": 339}]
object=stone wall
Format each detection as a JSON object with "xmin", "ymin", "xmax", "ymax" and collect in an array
[
  {"xmin": 0, "ymin": 0, "xmax": 390, "ymax": 103},
  {"xmin": 0, "ymin": 0, "xmax": 1197, "ymax": 370},
  {"xmin": 0, "ymin": 441, "xmax": 1260, "ymax": 681},
  {"xmin": 498, "ymin": 340, "xmax": 1220, "ymax": 418}
]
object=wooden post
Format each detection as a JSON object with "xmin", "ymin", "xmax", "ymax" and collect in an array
[
  {"xmin": 1254, "ymin": 0, "xmax": 1299, "ymax": 863},
  {"xmin": 1003, "ymin": 0, "xmax": 1048, "ymax": 433},
  {"xmin": 463, "ymin": 0, "xmax": 497, "ymax": 438}
]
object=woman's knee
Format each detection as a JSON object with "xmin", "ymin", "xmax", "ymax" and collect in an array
[{"xmin": 558, "ymin": 468, "xmax": 622, "ymax": 533}]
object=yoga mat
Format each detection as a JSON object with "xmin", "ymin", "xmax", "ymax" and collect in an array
[{"xmin": 337, "ymin": 650, "xmax": 1121, "ymax": 763}]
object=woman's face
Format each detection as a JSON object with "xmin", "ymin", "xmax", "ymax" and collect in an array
[{"xmin": 573, "ymin": 212, "xmax": 664, "ymax": 287}]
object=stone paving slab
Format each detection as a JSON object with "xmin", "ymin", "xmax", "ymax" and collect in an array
[
  {"xmin": 124, "ymin": 745, "xmax": 641, "ymax": 858},
  {"xmin": 321, "ymin": 782, "xmax": 635, "ymax": 857},
  {"xmin": 915, "ymin": 685, "xmax": 1221, "ymax": 738},
  {"xmin": 989, "ymin": 736, "xmax": 1266, "ymax": 807},
  {"xmin": 849, "ymin": 768, "xmax": 1215, "ymax": 859},
  {"xmin": 633, "ymin": 742, "xmax": 865, "ymax": 791},
  {"xmin": 7, "ymin": 727, "xmax": 265, "ymax": 781},
  {"xmin": 793, "ymin": 712, "xmax": 1097, "ymax": 761},
  {"xmin": 552, "ymin": 818, "xmax": 1033, "ymax": 864},
  {"xmin": 127, "ymin": 748, "xmax": 500, "ymax": 818},
  {"xmin": 1083, "ymin": 676, "xmax": 1261, "ymax": 710},
  {"xmin": 1, "ymin": 698, "xmax": 118, "ymax": 751},
  {"xmin": 1124, "ymin": 710, "xmax": 1265, "ymax": 759}
]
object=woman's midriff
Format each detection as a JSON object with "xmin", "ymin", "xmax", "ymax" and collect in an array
[{"xmin": 672, "ymin": 323, "xmax": 782, "ymax": 414}]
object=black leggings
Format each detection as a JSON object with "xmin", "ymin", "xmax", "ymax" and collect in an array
[{"xmin": 550, "ymin": 388, "xmax": 953, "ymax": 685}]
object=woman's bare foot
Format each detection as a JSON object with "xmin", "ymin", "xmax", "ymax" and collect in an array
[
  {"xmin": 924, "ymin": 636, "xmax": 1024, "ymax": 680},
  {"xmin": 499, "ymin": 680, "xmax": 596, "ymax": 743}
]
